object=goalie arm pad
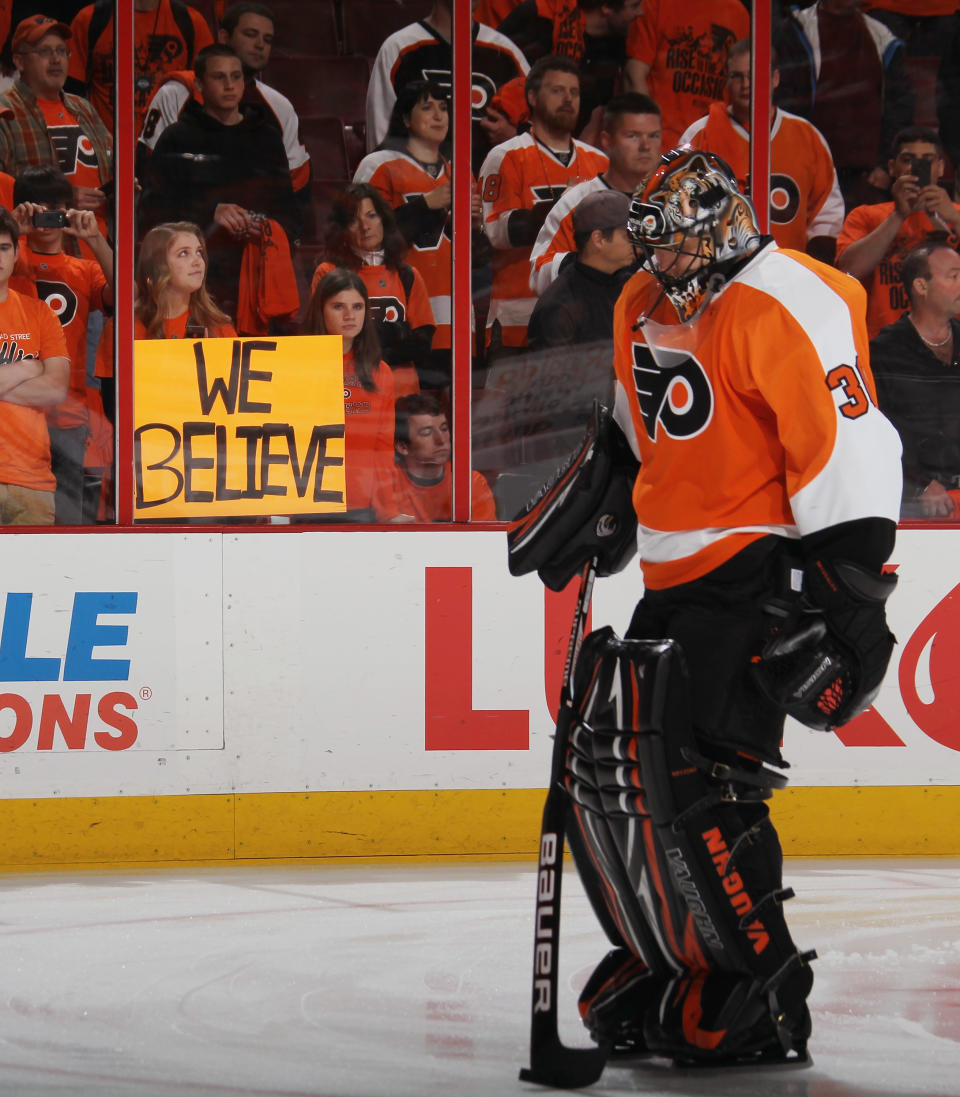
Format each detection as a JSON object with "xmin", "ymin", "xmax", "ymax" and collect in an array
[{"xmin": 507, "ymin": 403, "xmax": 640, "ymax": 592}]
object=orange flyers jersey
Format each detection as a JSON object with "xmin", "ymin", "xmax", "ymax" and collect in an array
[
  {"xmin": 0, "ymin": 288, "xmax": 69, "ymax": 492},
  {"xmin": 342, "ymin": 353, "xmax": 396, "ymax": 512},
  {"xmin": 612, "ymin": 244, "xmax": 903, "ymax": 590},
  {"xmin": 836, "ymin": 202, "xmax": 960, "ymax": 338},
  {"xmin": 679, "ymin": 105, "xmax": 844, "ymax": 253},
  {"xmin": 373, "ymin": 464, "xmax": 496, "ymax": 522},
  {"xmin": 480, "ymin": 132, "xmax": 607, "ymax": 345},
  {"xmin": 626, "ymin": 0, "xmax": 749, "ymax": 148},
  {"xmin": 529, "ymin": 173, "xmax": 614, "ymax": 294},
  {"xmin": 353, "ymin": 150, "xmax": 453, "ymax": 348},
  {"xmin": 20, "ymin": 246, "xmax": 108, "ymax": 430}
]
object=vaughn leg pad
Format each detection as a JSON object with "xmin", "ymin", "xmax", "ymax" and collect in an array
[{"xmin": 564, "ymin": 626, "xmax": 815, "ymax": 1064}]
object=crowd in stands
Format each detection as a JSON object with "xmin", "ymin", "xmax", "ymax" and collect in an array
[{"xmin": 0, "ymin": 0, "xmax": 956, "ymax": 526}]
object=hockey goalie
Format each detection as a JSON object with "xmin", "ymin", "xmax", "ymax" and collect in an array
[{"xmin": 508, "ymin": 149, "xmax": 903, "ymax": 1086}]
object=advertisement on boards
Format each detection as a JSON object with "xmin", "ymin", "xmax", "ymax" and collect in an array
[
  {"xmin": 0, "ymin": 535, "xmax": 223, "ymax": 764},
  {"xmin": 0, "ymin": 528, "xmax": 957, "ymax": 799}
]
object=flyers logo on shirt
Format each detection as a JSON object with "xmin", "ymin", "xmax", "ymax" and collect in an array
[
  {"xmin": 632, "ymin": 342, "xmax": 713, "ymax": 441},
  {"xmin": 48, "ymin": 128, "xmax": 99, "ymax": 174},
  {"xmin": 368, "ymin": 295, "xmax": 406, "ymax": 325},
  {"xmin": 36, "ymin": 280, "xmax": 79, "ymax": 328}
]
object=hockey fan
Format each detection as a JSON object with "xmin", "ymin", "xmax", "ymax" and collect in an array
[{"xmin": 509, "ymin": 147, "xmax": 903, "ymax": 1086}]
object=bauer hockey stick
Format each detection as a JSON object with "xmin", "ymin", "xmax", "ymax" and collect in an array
[{"xmin": 519, "ymin": 557, "xmax": 610, "ymax": 1089}]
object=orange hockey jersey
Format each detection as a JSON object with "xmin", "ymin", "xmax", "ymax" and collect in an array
[
  {"xmin": 679, "ymin": 104, "xmax": 844, "ymax": 253},
  {"xmin": 480, "ymin": 132, "xmax": 607, "ymax": 347},
  {"xmin": 836, "ymin": 202, "xmax": 960, "ymax": 338},
  {"xmin": 353, "ymin": 150, "xmax": 453, "ymax": 349},
  {"xmin": 612, "ymin": 244, "xmax": 902, "ymax": 590},
  {"xmin": 625, "ymin": 0, "xmax": 749, "ymax": 148}
]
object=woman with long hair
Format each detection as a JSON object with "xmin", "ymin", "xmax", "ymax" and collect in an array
[
  {"xmin": 135, "ymin": 222, "xmax": 237, "ymax": 339},
  {"xmin": 310, "ymin": 183, "xmax": 434, "ymax": 396},
  {"xmin": 301, "ymin": 267, "xmax": 395, "ymax": 514}
]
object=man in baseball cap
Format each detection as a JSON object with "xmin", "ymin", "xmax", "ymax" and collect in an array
[
  {"xmin": 528, "ymin": 189, "xmax": 636, "ymax": 351},
  {"xmin": 0, "ymin": 13, "xmax": 112, "ymax": 226},
  {"xmin": 11, "ymin": 14, "xmax": 71, "ymax": 57}
]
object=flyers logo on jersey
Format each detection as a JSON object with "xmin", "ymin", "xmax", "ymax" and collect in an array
[
  {"xmin": 632, "ymin": 342, "xmax": 713, "ymax": 441},
  {"xmin": 368, "ymin": 295, "xmax": 406, "ymax": 325}
]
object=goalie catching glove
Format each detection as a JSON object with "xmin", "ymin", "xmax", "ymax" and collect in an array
[
  {"xmin": 752, "ymin": 557, "xmax": 897, "ymax": 730},
  {"xmin": 507, "ymin": 403, "xmax": 640, "ymax": 592}
]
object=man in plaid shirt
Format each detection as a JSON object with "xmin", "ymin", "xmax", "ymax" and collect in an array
[{"xmin": 0, "ymin": 16, "xmax": 112, "ymax": 237}]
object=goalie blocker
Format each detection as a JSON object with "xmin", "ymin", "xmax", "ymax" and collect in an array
[{"xmin": 508, "ymin": 403, "xmax": 639, "ymax": 592}]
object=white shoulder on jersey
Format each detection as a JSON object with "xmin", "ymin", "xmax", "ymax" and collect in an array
[
  {"xmin": 479, "ymin": 131, "xmax": 535, "ymax": 179},
  {"xmin": 475, "ymin": 22, "xmax": 530, "ymax": 74},
  {"xmin": 529, "ymin": 175, "xmax": 607, "ymax": 294},
  {"xmin": 255, "ymin": 79, "xmax": 309, "ymax": 172},
  {"xmin": 138, "ymin": 80, "xmax": 190, "ymax": 149},
  {"xmin": 677, "ymin": 114, "xmax": 709, "ymax": 146},
  {"xmin": 353, "ymin": 149, "xmax": 407, "ymax": 184},
  {"xmin": 736, "ymin": 248, "xmax": 902, "ymax": 530}
]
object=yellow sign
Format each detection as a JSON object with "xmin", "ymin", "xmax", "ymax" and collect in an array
[{"xmin": 134, "ymin": 336, "xmax": 346, "ymax": 519}]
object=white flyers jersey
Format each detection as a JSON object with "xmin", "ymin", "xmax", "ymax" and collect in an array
[{"xmin": 612, "ymin": 245, "xmax": 903, "ymax": 590}]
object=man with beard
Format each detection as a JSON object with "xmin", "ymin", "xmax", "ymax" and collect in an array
[
  {"xmin": 135, "ymin": 1, "xmax": 310, "ymax": 207},
  {"xmin": 480, "ymin": 53, "xmax": 607, "ymax": 355}
]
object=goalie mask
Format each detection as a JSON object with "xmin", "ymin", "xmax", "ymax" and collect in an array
[{"xmin": 628, "ymin": 148, "xmax": 762, "ymax": 322}]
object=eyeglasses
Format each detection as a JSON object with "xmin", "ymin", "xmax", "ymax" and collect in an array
[{"xmin": 22, "ymin": 46, "xmax": 71, "ymax": 60}]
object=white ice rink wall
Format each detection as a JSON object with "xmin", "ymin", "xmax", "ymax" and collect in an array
[{"xmin": 0, "ymin": 527, "xmax": 957, "ymax": 867}]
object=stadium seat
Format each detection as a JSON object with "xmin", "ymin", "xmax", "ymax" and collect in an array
[
  {"xmin": 341, "ymin": 0, "xmax": 434, "ymax": 59},
  {"xmin": 267, "ymin": 0, "xmax": 340, "ymax": 58},
  {"xmin": 300, "ymin": 116, "xmax": 351, "ymax": 184},
  {"xmin": 268, "ymin": 56, "xmax": 370, "ymax": 141}
]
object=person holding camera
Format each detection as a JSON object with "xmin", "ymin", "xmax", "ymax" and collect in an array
[
  {"xmin": 837, "ymin": 126, "xmax": 960, "ymax": 338},
  {"xmin": 12, "ymin": 165, "xmax": 113, "ymax": 525}
]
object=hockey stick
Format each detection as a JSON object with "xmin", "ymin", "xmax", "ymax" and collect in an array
[{"xmin": 519, "ymin": 558, "xmax": 611, "ymax": 1089}]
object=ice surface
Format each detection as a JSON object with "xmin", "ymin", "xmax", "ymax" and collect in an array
[{"xmin": 0, "ymin": 858, "xmax": 958, "ymax": 1096}]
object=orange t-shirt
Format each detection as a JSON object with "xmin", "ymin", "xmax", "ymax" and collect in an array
[
  {"xmin": 626, "ymin": 0, "xmax": 749, "ymax": 148},
  {"xmin": 21, "ymin": 245, "xmax": 108, "ymax": 429},
  {"xmin": 342, "ymin": 350, "xmax": 396, "ymax": 512},
  {"xmin": 0, "ymin": 288, "xmax": 70, "ymax": 491},
  {"xmin": 373, "ymin": 462, "xmax": 496, "ymax": 522},
  {"xmin": 69, "ymin": 0, "xmax": 215, "ymax": 131},
  {"xmin": 836, "ymin": 202, "xmax": 960, "ymax": 338},
  {"xmin": 133, "ymin": 312, "xmax": 237, "ymax": 340}
]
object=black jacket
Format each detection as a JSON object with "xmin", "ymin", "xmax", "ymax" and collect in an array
[
  {"xmin": 527, "ymin": 257, "xmax": 632, "ymax": 350},
  {"xmin": 139, "ymin": 97, "xmax": 299, "ymax": 239},
  {"xmin": 870, "ymin": 311, "xmax": 960, "ymax": 506}
]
